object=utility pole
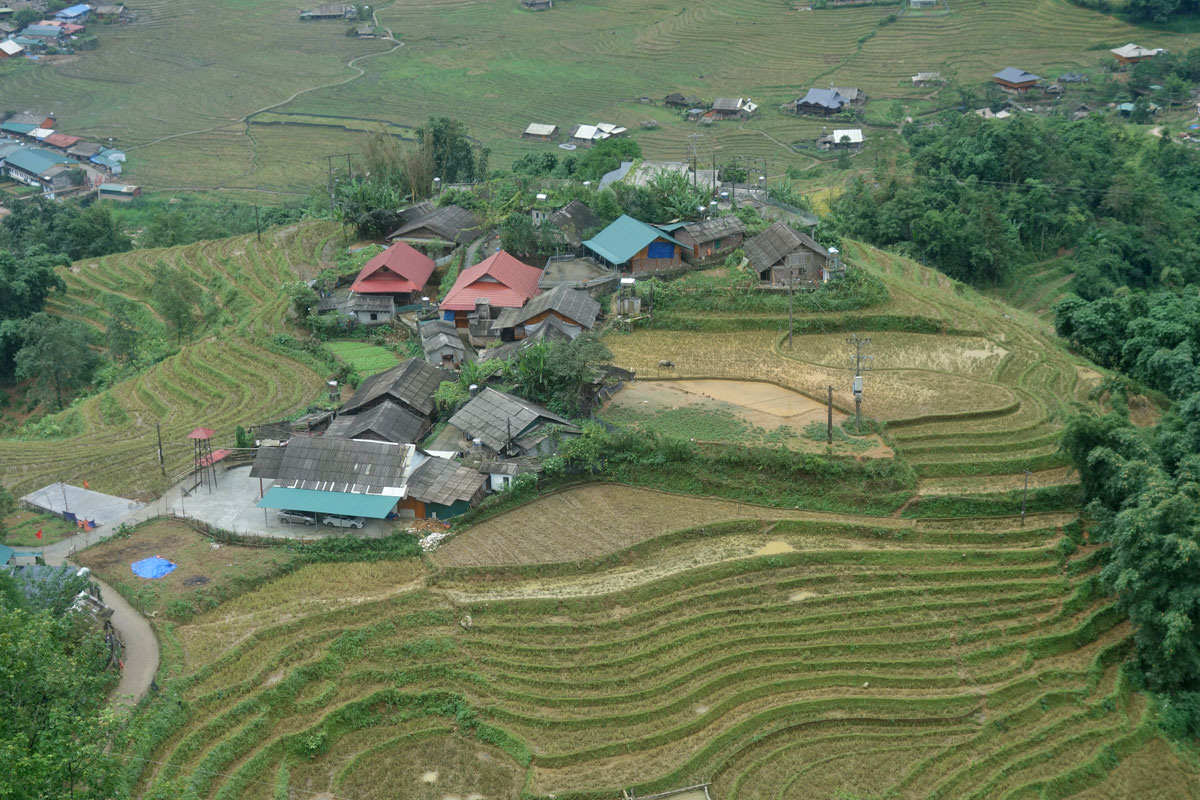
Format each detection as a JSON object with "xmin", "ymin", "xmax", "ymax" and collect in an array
[
  {"xmin": 827, "ymin": 385, "xmax": 834, "ymax": 445},
  {"xmin": 731, "ymin": 155, "xmax": 737, "ymax": 209},
  {"xmin": 688, "ymin": 133, "xmax": 702, "ymax": 190},
  {"xmin": 1021, "ymin": 469, "xmax": 1032, "ymax": 526},
  {"xmin": 787, "ymin": 268, "xmax": 795, "ymax": 349},
  {"xmin": 156, "ymin": 422, "xmax": 165, "ymax": 478},
  {"xmin": 847, "ymin": 334, "xmax": 873, "ymax": 434}
]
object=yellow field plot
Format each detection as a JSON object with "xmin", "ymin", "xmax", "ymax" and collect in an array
[
  {"xmin": 792, "ymin": 332, "xmax": 1008, "ymax": 380},
  {"xmin": 606, "ymin": 329, "xmax": 1016, "ymax": 421}
]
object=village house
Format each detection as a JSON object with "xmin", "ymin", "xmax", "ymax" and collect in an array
[
  {"xmin": 583, "ymin": 214, "xmax": 685, "ymax": 273},
  {"xmin": 542, "ymin": 199, "xmax": 600, "ymax": 255},
  {"xmin": 439, "ymin": 250, "xmax": 542, "ymax": 329},
  {"xmin": 675, "ymin": 215, "xmax": 746, "ymax": 265},
  {"xmin": 349, "ymin": 241, "xmax": 436, "ymax": 306},
  {"xmin": 6, "ymin": 112, "xmax": 55, "ymax": 128},
  {"xmin": 743, "ymin": 220, "xmax": 830, "ymax": 286},
  {"xmin": 449, "ymin": 387, "xmax": 580, "ymax": 458},
  {"xmin": 325, "ymin": 399, "xmax": 429, "ymax": 445},
  {"xmin": 5, "ymin": 148, "xmax": 79, "ymax": 193},
  {"xmin": 43, "ymin": 132, "xmax": 80, "ymax": 151},
  {"xmin": 419, "ymin": 319, "xmax": 465, "ymax": 368},
  {"xmin": 21, "ymin": 23, "xmax": 65, "ymax": 41},
  {"xmin": 97, "ymin": 182, "xmax": 141, "ymax": 201},
  {"xmin": 522, "ymin": 123, "xmax": 558, "ymax": 141},
  {"xmin": 340, "ymin": 357, "xmax": 452, "ymax": 419},
  {"xmin": 54, "ymin": 3, "xmax": 92, "ymax": 22},
  {"xmin": 709, "ymin": 97, "xmax": 758, "ymax": 120},
  {"xmin": 831, "ymin": 86, "xmax": 867, "ymax": 106},
  {"xmin": 478, "ymin": 314, "xmax": 578, "ymax": 363},
  {"xmin": 0, "ymin": 38, "xmax": 22, "ymax": 57},
  {"xmin": 401, "ymin": 456, "xmax": 486, "ymax": 519},
  {"xmin": 910, "ymin": 0, "xmax": 938, "ymax": 7},
  {"xmin": 912, "ymin": 71, "xmax": 943, "ymax": 87},
  {"xmin": 68, "ymin": 141, "xmax": 103, "ymax": 159},
  {"xmin": 664, "ymin": 92, "xmax": 700, "ymax": 108},
  {"xmin": 93, "ymin": 4, "xmax": 134, "ymax": 22},
  {"xmin": 489, "ymin": 283, "xmax": 600, "ymax": 341},
  {"xmin": 818, "ymin": 128, "xmax": 864, "ymax": 151},
  {"xmin": 1110, "ymin": 43, "xmax": 1161, "ymax": 65},
  {"xmin": 519, "ymin": 0, "xmax": 553, "ymax": 10},
  {"xmin": 299, "ymin": 3, "xmax": 355, "ymax": 20},
  {"xmin": 568, "ymin": 122, "xmax": 627, "ymax": 147},
  {"xmin": 992, "ymin": 67, "xmax": 1041, "ymax": 92},
  {"xmin": 789, "ymin": 88, "xmax": 849, "ymax": 116},
  {"xmin": 386, "ymin": 204, "xmax": 482, "ymax": 256},
  {"xmin": 343, "ymin": 294, "xmax": 394, "ymax": 326}
]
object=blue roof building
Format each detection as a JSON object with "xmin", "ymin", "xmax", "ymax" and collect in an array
[
  {"xmin": 583, "ymin": 214, "xmax": 686, "ymax": 273},
  {"xmin": 22, "ymin": 24, "xmax": 64, "ymax": 39},
  {"xmin": 55, "ymin": 3, "xmax": 93, "ymax": 21}
]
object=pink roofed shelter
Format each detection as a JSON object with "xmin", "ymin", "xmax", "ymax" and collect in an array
[
  {"xmin": 439, "ymin": 250, "xmax": 542, "ymax": 328},
  {"xmin": 349, "ymin": 242, "xmax": 437, "ymax": 305}
]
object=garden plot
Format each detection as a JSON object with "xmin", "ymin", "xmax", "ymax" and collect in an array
[
  {"xmin": 602, "ymin": 380, "xmax": 890, "ymax": 457},
  {"xmin": 793, "ymin": 333, "xmax": 1008, "ymax": 380}
]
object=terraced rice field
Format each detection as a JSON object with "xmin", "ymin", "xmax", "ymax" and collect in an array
[
  {"xmin": 0, "ymin": 222, "xmax": 340, "ymax": 499},
  {"xmin": 126, "ymin": 487, "xmax": 1198, "ymax": 799},
  {"xmin": 0, "ymin": 0, "xmax": 1178, "ymax": 194},
  {"xmin": 607, "ymin": 239, "xmax": 1096, "ymax": 491}
]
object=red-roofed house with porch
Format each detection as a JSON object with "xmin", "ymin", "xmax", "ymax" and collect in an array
[
  {"xmin": 44, "ymin": 132, "xmax": 81, "ymax": 151},
  {"xmin": 439, "ymin": 250, "xmax": 541, "ymax": 329},
  {"xmin": 349, "ymin": 242, "xmax": 436, "ymax": 305}
]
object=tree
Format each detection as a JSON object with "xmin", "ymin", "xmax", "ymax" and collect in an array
[
  {"xmin": 14, "ymin": 314, "xmax": 102, "ymax": 410},
  {"xmin": 0, "ymin": 605, "xmax": 120, "ymax": 800},
  {"xmin": 150, "ymin": 262, "xmax": 201, "ymax": 344},
  {"xmin": 415, "ymin": 116, "xmax": 487, "ymax": 184},
  {"xmin": 60, "ymin": 203, "xmax": 132, "ymax": 260},
  {"xmin": 103, "ymin": 295, "xmax": 143, "ymax": 364}
]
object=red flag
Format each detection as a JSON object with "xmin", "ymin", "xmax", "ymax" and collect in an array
[
  {"xmin": 83, "ymin": 480, "xmax": 89, "ymax": 489},
  {"xmin": 35, "ymin": 529, "xmax": 42, "ymax": 540}
]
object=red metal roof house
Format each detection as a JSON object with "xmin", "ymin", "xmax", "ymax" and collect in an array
[
  {"xmin": 349, "ymin": 242, "xmax": 436, "ymax": 304},
  {"xmin": 439, "ymin": 250, "xmax": 542, "ymax": 328}
]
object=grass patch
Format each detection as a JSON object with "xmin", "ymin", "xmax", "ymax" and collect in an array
[
  {"xmin": 1, "ymin": 509, "xmax": 80, "ymax": 547},
  {"xmin": 327, "ymin": 340, "xmax": 402, "ymax": 377}
]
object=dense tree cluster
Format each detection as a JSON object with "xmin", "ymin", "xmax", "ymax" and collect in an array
[
  {"xmin": 829, "ymin": 115, "xmax": 1200, "ymax": 292},
  {"xmin": 1055, "ymin": 293, "xmax": 1200, "ymax": 734}
]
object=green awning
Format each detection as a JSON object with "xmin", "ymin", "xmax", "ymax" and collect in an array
[{"xmin": 257, "ymin": 487, "xmax": 398, "ymax": 518}]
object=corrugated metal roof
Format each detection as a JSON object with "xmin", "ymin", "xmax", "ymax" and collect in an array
[
  {"xmin": 5, "ymin": 147, "xmax": 73, "ymax": 175},
  {"xmin": 797, "ymin": 88, "xmax": 846, "ymax": 110},
  {"xmin": 0, "ymin": 121, "xmax": 35, "ymax": 135},
  {"xmin": 743, "ymin": 220, "xmax": 828, "ymax": 275},
  {"xmin": 490, "ymin": 283, "xmax": 599, "ymax": 331},
  {"xmin": 271, "ymin": 437, "xmax": 414, "ymax": 492},
  {"xmin": 249, "ymin": 445, "xmax": 286, "ymax": 478},
  {"xmin": 524, "ymin": 123, "xmax": 557, "ymax": 136},
  {"xmin": 682, "ymin": 215, "xmax": 745, "ymax": 243},
  {"xmin": 350, "ymin": 241, "xmax": 436, "ymax": 295},
  {"xmin": 387, "ymin": 204, "xmax": 482, "ymax": 244},
  {"xmin": 831, "ymin": 129, "xmax": 864, "ymax": 144},
  {"xmin": 440, "ymin": 250, "xmax": 542, "ymax": 311},
  {"xmin": 993, "ymin": 67, "xmax": 1040, "ymax": 83},
  {"xmin": 583, "ymin": 214, "xmax": 685, "ymax": 265},
  {"xmin": 448, "ymin": 388, "xmax": 574, "ymax": 452},
  {"xmin": 406, "ymin": 456, "xmax": 485, "ymax": 506},
  {"xmin": 0, "ymin": 39, "xmax": 23, "ymax": 55},
  {"xmin": 257, "ymin": 487, "xmax": 397, "ymax": 518},
  {"xmin": 341, "ymin": 357, "xmax": 451, "ymax": 416},
  {"xmin": 326, "ymin": 400, "xmax": 426, "ymax": 444},
  {"xmin": 546, "ymin": 200, "xmax": 599, "ymax": 248},
  {"xmin": 711, "ymin": 97, "xmax": 743, "ymax": 111}
]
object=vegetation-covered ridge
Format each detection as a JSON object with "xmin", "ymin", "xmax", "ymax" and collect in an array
[{"xmin": 0, "ymin": 221, "xmax": 340, "ymax": 499}]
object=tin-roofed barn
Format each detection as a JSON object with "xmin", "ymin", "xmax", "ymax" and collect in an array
[
  {"xmin": 489, "ymin": 283, "xmax": 600, "ymax": 341},
  {"xmin": 340, "ymin": 357, "xmax": 452, "ymax": 418},
  {"xmin": 522, "ymin": 123, "xmax": 558, "ymax": 141},
  {"xmin": 349, "ymin": 241, "xmax": 436, "ymax": 305},
  {"xmin": 386, "ymin": 204, "xmax": 483, "ymax": 257},
  {"xmin": 676, "ymin": 215, "xmax": 746, "ymax": 265},
  {"xmin": 710, "ymin": 97, "xmax": 757, "ymax": 119},
  {"xmin": 449, "ymin": 388, "xmax": 579, "ymax": 457},
  {"xmin": 1110, "ymin": 43, "xmax": 1161, "ymax": 64},
  {"xmin": 790, "ymin": 88, "xmax": 847, "ymax": 116},
  {"xmin": 300, "ymin": 3, "xmax": 355, "ymax": 19},
  {"xmin": 743, "ymin": 220, "xmax": 831, "ymax": 286},
  {"xmin": 0, "ymin": 39, "xmax": 23, "ymax": 57},
  {"xmin": 326, "ymin": 400, "xmax": 429, "ymax": 445},
  {"xmin": 403, "ymin": 456, "xmax": 486, "ymax": 518}
]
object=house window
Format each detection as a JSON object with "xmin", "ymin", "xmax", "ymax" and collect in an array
[
  {"xmin": 712, "ymin": 238, "xmax": 722, "ymax": 251},
  {"xmin": 369, "ymin": 313, "xmax": 378, "ymax": 321}
]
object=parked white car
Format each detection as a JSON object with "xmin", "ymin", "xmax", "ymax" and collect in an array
[{"xmin": 322, "ymin": 514, "xmax": 365, "ymax": 529}]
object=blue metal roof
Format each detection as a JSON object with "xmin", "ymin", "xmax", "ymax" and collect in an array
[
  {"xmin": 0, "ymin": 121, "xmax": 34, "ymax": 135},
  {"xmin": 257, "ymin": 487, "xmax": 398, "ymax": 518},
  {"xmin": 0, "ymin": 543, "xmax": 14, "ymax": 566},
  {"xmin": 583, "ymin": 214, "xmax": 684, "ymax": 265},
  {"xmin": 993, "ymin": 67, "xmax": 1040, "ymax": 83},
  {"xmin": 56, "ymin": 3, "xmax": 92, "ymax": 16},
  {"xmin": 5, "ymin": 147, "xmax": 74, "ymax": 175},
  {"xmin": 798, "ymin": 88, "xmax": 846, "ymax": 110}
]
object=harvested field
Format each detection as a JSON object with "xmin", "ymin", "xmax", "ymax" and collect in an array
[
  {"xmin": 601, "ymin": 380, "xmax": 891, "ymax": 457},
  {"xmin": 917, "ymin": 467, "xmax": 1079, "ymax": 496},
  {"xmin": 429, "ymin": 484, "xmax": 1074, "ymax": 570},
  {"xmin": 129, "ymin": 502, "xmax": 1176, "ymax": 800}
]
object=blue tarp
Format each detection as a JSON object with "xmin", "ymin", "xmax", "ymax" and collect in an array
[{"xmin": 131, "ymin": 556, "xmax": 177, "ymax": 579}]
